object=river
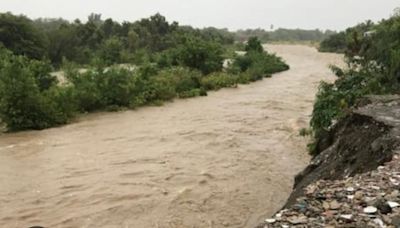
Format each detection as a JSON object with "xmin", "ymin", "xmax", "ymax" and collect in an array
[{"xmin": 0, "ymin": 45, "xmax": 342, "ymax": 228}]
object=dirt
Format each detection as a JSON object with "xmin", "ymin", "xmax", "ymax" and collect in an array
[
  {"xmin": 0, "ymin": 45, "xmax": 342, "ymax": 228},
  {"xmin": 284, "ymin": 95, "xmax": 400, "ymax": 208},
  {"xmin": 260, "ymin": 96, "xmax": 400, "ymax": 228}
]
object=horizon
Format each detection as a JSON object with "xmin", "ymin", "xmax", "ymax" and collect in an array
[{"xmin": 0, "ymin": 0, "xmax": 398, "ymax": 31}]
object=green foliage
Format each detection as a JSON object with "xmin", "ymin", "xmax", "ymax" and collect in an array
[
  {"xmin": 201, "ymin": 72, "xmax": 238, "ymax": 90},
  {"xmin": 319, "ymin": 32, "xmax": 347, "ymax": 53},
  {"xmin": 0, "ymin": 13, "xmax": 47, "ymax": 59},
  {"xmin": 98, "ymin": 36, "xmax": 123, "ymax": 65},
  {"xmin": 230, "ymin": 47, "xmax": 289, "ymax": 81},
  {"xmin": 311, "ymin": 15, "xmax": 400, "ymax": 147},
  {"xmin": 0, "ymin": 48, "xmax": 74, "ymax": 131},
  {"xmin": 245, "ymin": 37, "xmax": 264, "ymax": 53},
  {"xmin": 160, "ymin": 36, "xmax": 224, "ymax": 74},
  {"xmin": 0, "ymin": 14, "xmax": 291, "ymax": 132},
  {"xmin": 235, "ymin": 28, "xmax": 335, "ymax": 43}
]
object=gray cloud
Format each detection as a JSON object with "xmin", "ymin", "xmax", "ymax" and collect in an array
[{"xmin": 0, "ymin": 0, "xmax": 398, "ymax": 30}]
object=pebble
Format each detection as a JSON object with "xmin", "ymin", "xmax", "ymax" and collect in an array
[
  {"xmin": 265, "ymin": 219, "xmax": 276, "ymax": 224},
  {"xmin": 388, "ymin": 201, "xmax": 400, "ymax": 208},
  {"xmin": 340, "ymin": 214, "xmax": 353, "ymax": 220},
  {"xmin": 364, "ymin": 206, "xmax": 378, "ymax": 214},
  {"xmin": 262, "ymin": 152, "xmax": 400, "ymax": 228}
]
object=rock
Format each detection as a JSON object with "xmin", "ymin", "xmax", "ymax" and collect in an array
[
  {"xmin": 364, "ymin": 206, "xmax": 378, "ymax": 214},
  {"xmin": 330, "ymin": 200, "xmax": 341, "ymax": 210},
  {"xmin": 391, "ymin": 215, "xmax": 400, "ymax": 227},
  {"xmin": 375, "ymin": 199, "xmax": 393, "ymax": 214},
  {"xmin": 388, "ymin": 201, "xmax": 400, "ymax": 208},
  {"xmin": 340, "ymin": 214, "xmax": 353, "ymax": 221},
  {"xmin": 347, "ymin": 195, "xmax": 354, "ymax": 200},
  {"xmin": 287, "ymin": 215, "xmax": 308, "ymax": 224},
  {"xmin": 377, "ymin": 202, "xmax": 392, "ymax": 214},
  {"xmin": 373, "ymin": 218, "xmax": 385, "ymax": 228},
  {"xmin": 265, "ymin": 218, "xmax": 276, "ymax": 224},
  {"xmin": 346, "ymin": 187, "xmax": 355, "ymax": 192},
  {"xmin": 323, "ymin": 201, "xmax": 330, "ymax": 210},
  {"xmin": 354, "ymin": 191, "xmax": 364, "ymax": 200}
]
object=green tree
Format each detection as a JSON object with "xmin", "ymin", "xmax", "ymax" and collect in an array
[
  {"xmin": 0, "ymin": 13, "xmax": 47, "ymax": 59},
  {"xmin": 245, "ymin": 37, "xmax": 264, "ymax": 53}
]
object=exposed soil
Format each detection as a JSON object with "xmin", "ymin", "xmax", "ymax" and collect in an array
[
  {"xmin": 260, "ymin": 96, "xmax": 400, "ymax": 228},
  {"xmin": 0, "ymin": 45, "xmax": 342, "ymax": 228}
]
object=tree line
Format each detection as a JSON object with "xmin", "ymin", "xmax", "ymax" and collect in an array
[{"xmin": 0, "ymin": 12, "xmax": 289, "ymax": 131}]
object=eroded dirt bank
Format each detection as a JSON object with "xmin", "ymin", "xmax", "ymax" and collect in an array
[
  {"xmin": 0, "ymin": 45, "xmax": 342, "ymax": 228},
  {"xmin": 260, "ymin": 96, "xmax": 400, "ymax": 228}
]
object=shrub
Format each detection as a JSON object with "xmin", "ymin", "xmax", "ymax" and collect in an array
[
  {"xmin": 157, "ymin": 36, "xmax": 224, "ymax": 74},
  {"xmin": 150, "ymin": 67, "xmax": 203, "ymax": 100},
  {"xmin": 0, "ymin": 49, "xmax": 74, "ymax": 131},
  {"xmin": 201, "ymin": 72, "xmax": 238, "ymax": 90}
]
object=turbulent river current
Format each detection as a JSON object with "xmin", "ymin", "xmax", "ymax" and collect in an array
[{"xmin": 0, "ymin": 45, "xmax": 342, "ymax": 228}]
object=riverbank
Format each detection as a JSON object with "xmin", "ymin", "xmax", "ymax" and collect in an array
[
  {"xmin": 0, "ymin": 45, "xmax": 342, "ymax": 227},
  {"xmin": 260, "ymin": 96, "xmax": 400, "ymax": 228}
]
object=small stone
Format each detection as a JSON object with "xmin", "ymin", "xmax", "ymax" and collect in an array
[
  {"xmin": 377, "ymin": 202, "xmax": 392, "ymax": 214},
  {"xmin": 287, "ymin": 215, "xmax": 308, "ymax": 224},
  {"xmin": 392, "ymin": 215, "xmax": 400, "ymax": 227},
  {"xmin": 265, "ymin": 218, "xmax": 276, "ymax": 224},
  {"xmin": 323, "ymin": 201, "xmax": 330, "ymax": 210},
  {"xmin": 388, "ymin": 201, "xmax": 400, "ymax": 208},
  {"xmin": 347, "ymin": 195, "xmax": 354, "ymax": 200},
  {"xmin": 373, "ymin": 218, "xmax": 384, "ymax": 228},
  {"xmin": 346, "ymin": 187, "xmax": 355, "ymax": 192},
  {"xmin": 354, "ymin": 191, "xmax": 364, "ymax": 200},
  {"xmin": 306, "ymin": 185, "xmax": 317, "ymax": 195},
  {"xmin": 371, "ymin": 186, "xmax": 381, "ymax": 190},
  {"xmin": 340, "ymin": 214, "xmax": 353, "ymax": 221},
  {"xmin": 363, "ymin": 206, "xmax": 378, "ymax": 214},
  {"xmin": 330, "ymin": 200, "xmax": 341, "ymax": 210}
]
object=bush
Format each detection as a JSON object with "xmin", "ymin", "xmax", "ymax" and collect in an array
[
  {"xmin": 230, "ymin": 50, "xmax": 289, "ymax": 81},
  {"xmin": 201, "ymin": 72, "xmax": 238, "ymax": 90},
  {"xmin": 157, "ymin": 36, "xmax": 224, "ymax": 74},
  {"xmin": 319, "ymin": 32, "xmax": 347, "ymax": 53},
  {"xmin": 150, "ymin": 67, "xmax": 203, "ymax": 100},
  {"xmin": 0, "ymin": 49, "xmax": 74, "ymax": 131}
]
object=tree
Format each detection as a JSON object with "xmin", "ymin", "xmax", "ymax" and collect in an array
[
  {"xmin": 165, "ymin": 36, "xmax": 224, "ymax": 74},
  {"xmin": 0, "ymin": 13, "xmax": 47, "ymax": 59},
  {"xmin": 99, "ymin": 36, "xmax": 123, "ymax": 64},
  {"xmin": 245, "ymin": 37, "xmax": 264, "ymax": 53}
]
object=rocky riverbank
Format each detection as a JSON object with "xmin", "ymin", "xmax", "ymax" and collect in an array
[{"xmin": 259, "ymin": 95, "xmax": 400, "ymax": 227}]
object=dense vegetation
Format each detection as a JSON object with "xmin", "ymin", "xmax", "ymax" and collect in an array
[
  {"xmin": 0, "ymin": 12, "xmax": 288, "ymax": 131},
  {"xmin": 235, "ymin": 28, "xmax": 336, "ymax": 43},
  {"xmin": 309, "ymin": 12, "xmax": 400, "ymax": 155}
]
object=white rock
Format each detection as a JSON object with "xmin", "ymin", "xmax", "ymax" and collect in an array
[
  {"xmin": 346, "ymin": 187, "xmax": 355, "ymax": 192},
  {"xmin": 363, "ymin": 206, "xmax": 378, "ymax": 214},
  {"xmin": 281, "ymin": 225, "xmax": 289, "ymax": 228},
  {"xmin": 390, "ymin": 178, "xmax": 400, "ymax": 186},
  {"xmin": 347, "ymin": 195, "xmax": 354, "ymax": 200},
  {"xmin": 371, "ymin": 186, "xmax": 381, "ymax": 190},
  {"xmin": 265, "ymin": 218, "xmax": 276, "ymax": 224},
  {"xmin": 373, "ymin": 218, "xmax": 384, "ymax": 228},
  {"xmin": 388, "ymin": 201, "xmax": 400, "ymax": 208},
  {"xmin": 340, "ymin": 214, "xmax": 353, "ymax": 220}
]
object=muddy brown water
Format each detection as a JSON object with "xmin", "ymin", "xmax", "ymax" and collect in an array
[{"xmin": 0, "ymin": 45, "xmax": 343, "ymax": 228}]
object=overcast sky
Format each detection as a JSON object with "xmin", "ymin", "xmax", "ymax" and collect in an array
[{"xmin": 0, "ymin": 0, "xmax": 398, "ymax": 31}]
